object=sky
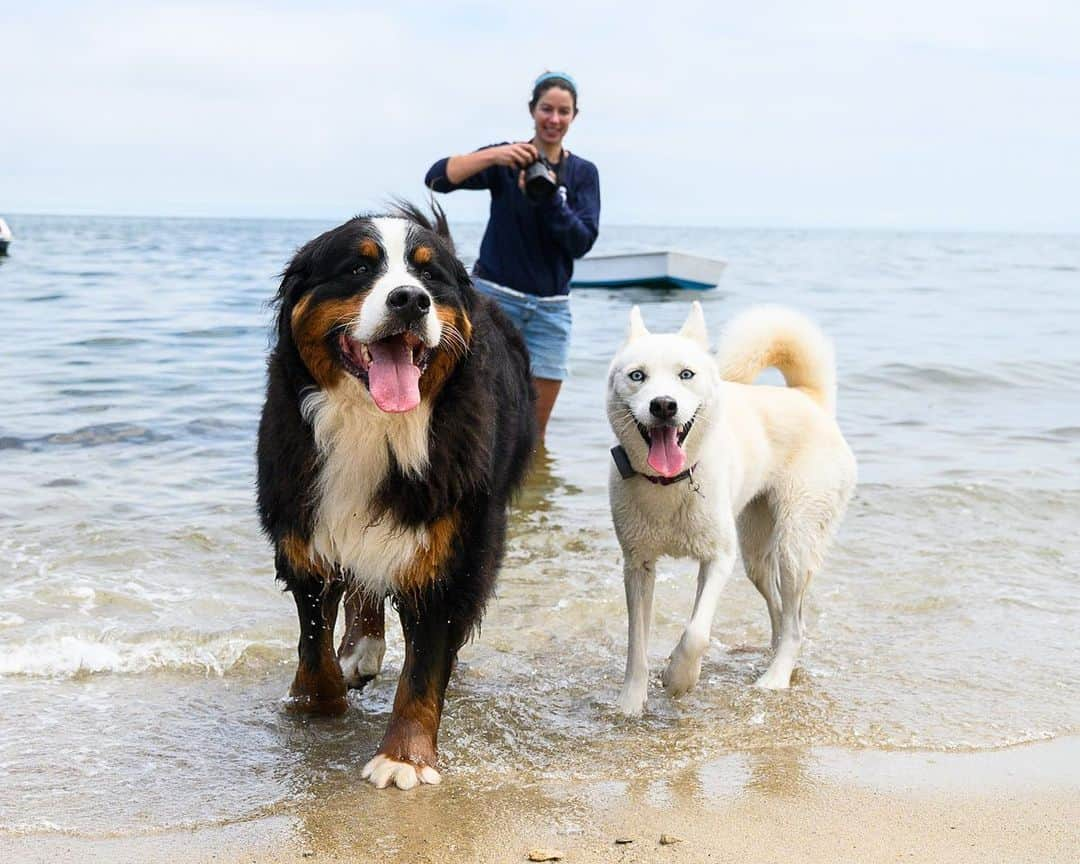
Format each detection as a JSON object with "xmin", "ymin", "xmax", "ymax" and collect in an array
[{"xmin": 3, "ymin": 1, "xmax": 1079, "ymax": 231}]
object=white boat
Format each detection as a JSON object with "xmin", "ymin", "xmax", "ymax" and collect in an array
[
  {"xmin": 570, "ymin": 250, "xmax": 727, "ymax": 291},
  {"xmin": 0, "ymin": 218, "xmax": 11, "ymax": 256}
]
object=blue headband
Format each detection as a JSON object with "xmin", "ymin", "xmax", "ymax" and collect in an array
[{"xmin": 533, "ymin": 71, "xmax": 577, "ymax": 92}]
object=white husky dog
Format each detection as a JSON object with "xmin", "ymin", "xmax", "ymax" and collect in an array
[{"xmin": 607, "ymin": 302, "xmax": 856, "ymax": 715}]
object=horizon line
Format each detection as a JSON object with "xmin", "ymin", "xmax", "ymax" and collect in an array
[{"xmin": 2, "ymin": 210, "xmax": 1077, "ymax": 238}]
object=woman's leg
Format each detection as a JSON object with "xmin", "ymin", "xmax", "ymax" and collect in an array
[
  {"xmin": 471, "ymin": 279, "xmax": 568, "ymax": 441},
  {"xmin": 526, "ymin": 299, "xmax": 571, "ymax": 441},
  {"xmin": 533, "ymin": 377, "xmax": 562, "ymax": 441}
]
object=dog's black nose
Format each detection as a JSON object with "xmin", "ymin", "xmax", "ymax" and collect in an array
[
  {"xmin": 649, "ymin": 396, "xmax": 677, "ymax": 420},
  {"xmin": 386, "ymin": 286, "xmax": 431, "ymax": 322}
]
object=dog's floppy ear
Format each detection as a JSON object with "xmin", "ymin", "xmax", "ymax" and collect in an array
[
  {"xmin": 627, "ymin": 306, "xmax": 649, "ymax": 341},
  {"xmin": 678, "ymin": 301, "xmax": 708, "ymax": 348}
]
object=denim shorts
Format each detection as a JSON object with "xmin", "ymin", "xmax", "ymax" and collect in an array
[{"xmin": 472, "ymin": 277, "xmax": 572, "ymax": 380}]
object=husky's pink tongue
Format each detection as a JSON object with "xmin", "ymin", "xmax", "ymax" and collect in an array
[
  {"xmin": 367, "ymin": 337, "xmax": 421, "ymax": 413},
  {"xmin": 647, "ymin": 426, "xmax": 686, "ymax": 477}
]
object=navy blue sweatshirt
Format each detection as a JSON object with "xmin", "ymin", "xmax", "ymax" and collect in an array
[{"xmin": 425, "ymin": 144, "xmax": 600, "ymax": 297}]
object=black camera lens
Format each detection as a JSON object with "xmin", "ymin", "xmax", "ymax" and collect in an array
[{"xmin": 523, "ymin": 160, "xmax": 557, "ymax": 202}]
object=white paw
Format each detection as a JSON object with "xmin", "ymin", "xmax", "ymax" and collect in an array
[
  {"xmin": 662, "ymin": 634, "xmax": 706, "ymax": 698},
  {"xmin": 361, "ymin": 754, "xmax": 441, "ymax": 790},
  {"xmin": 754, "ymin": 668, "xmax": 792, "ymax": 690},
  {"xmin": 616, "ymin": 685, "xmax": 647, "ymax": 716},
  {"xmin": 340, "ymin": 636, "xmax": 385, "ymax": 688},
  {"xmin": 662, "ymin": 652, "xmax": 702, "ymax": 698}
]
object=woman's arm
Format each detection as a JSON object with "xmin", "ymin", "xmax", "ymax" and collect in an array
[
  {"xmin": 537, "ymin": 163, "xmax": 600, "ymax": 259},
  {"xmin": 425, "ymin": 143, "xmax": 539, "ymax": 192}
]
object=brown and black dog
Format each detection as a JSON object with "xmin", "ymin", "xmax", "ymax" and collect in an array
[{"xmin": 257, "ymin": 204, "xmax": 535, "ymax": 788}]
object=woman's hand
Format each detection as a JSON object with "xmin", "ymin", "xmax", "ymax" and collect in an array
[
  {"xmin": 446, "ymin": 144, "xmax": 537, "ymax": 185},
  {"xmin": 489, "ymin": 142, "xmax": 539, "ymax": 168}
]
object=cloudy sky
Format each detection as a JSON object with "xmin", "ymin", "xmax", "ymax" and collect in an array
[{"xmin": 3, "ymin": 1, "xmax": 1078, "ymax": 231}]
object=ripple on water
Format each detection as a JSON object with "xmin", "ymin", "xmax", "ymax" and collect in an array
[
  {"xmin": 42, "ymin": 422, "xmax": 169, "ymax": 447},
  {"xmin": 70, "ymin": 336, "xmax": 148, "ymax": 348}
]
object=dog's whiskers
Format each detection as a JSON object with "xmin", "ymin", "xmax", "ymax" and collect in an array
[
  {"xmin": 325, "ymin": 310, "xmax": 363, "ymax": 332},
  {"xmin": 438, "ymin": 322, "xmax": 470, "ymax": 359},
  {"xmin": 612, "ymin": 408, "xmax": 642, "ymax": 439}
]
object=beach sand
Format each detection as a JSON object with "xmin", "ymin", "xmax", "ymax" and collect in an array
[{"xmin": 5, "ymin": 737, "xmax": 1076, "ymax": 864}]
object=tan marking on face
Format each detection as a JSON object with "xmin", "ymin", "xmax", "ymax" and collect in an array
[
  {"xmin": 359, "ymin": 238, "xmax": 379, "ymax": 259},
  {"xmin": 396, "ymin": 512, "xmax": 459, "ymax": 593},
  {"xmin": 443, "ymin": 306, "xmax": 472, "ymax": 345},
  {"xmin": 290, "ymin": 294, "xmax": 367, "ymax": 388},
  {"xmin": 418, "ymin": 307, "xmax": 472, "ymax": 399},
  {"xmin": 412, "ymin": 245, "xmax": 434, "ymax": 265}
]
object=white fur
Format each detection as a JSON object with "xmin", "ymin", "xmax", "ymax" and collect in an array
[
  {"xmin": 338, "ymin": 635, "xmax": 386, "ymax": 686},
  {"xmin": 717, "ymin": 304, "xmax": 837, "ymax": 415},
  {"xmin": 354, "ymin": 218, "xmax": 442, "ymax": 348},
  {"xmin": 361, "ymin": 754, "xmax": 442, "ymax": 790},
  {"xmin": 608, "ymin": 302, "xmax": 856, "ymax": 714},
  {"xmin": 302, "ymin": 382, "xmax": 434, "ymax": 597}
]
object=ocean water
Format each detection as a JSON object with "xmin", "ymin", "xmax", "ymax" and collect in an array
[{"xmin": 0, "ymin": 214, "xmax": 1077, "ymax": 836}]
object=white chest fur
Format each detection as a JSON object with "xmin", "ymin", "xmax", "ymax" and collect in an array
[
  {"xmin": 302, "ymin": 383, "xmax": 433, "ymax": 595},
  {"xmin": 609, "ymin": 463, "xmax": 732, "ymax": 562}
]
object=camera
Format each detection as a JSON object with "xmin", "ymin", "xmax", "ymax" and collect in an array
[{"xmin": 523, "ymin": 157, "xmax": 557, "ymax": 202}]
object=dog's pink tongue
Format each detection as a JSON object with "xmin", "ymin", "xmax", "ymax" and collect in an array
[
  {"xmin": 647, "ymin": 426, "xmax": 686, "ymax": 477},
  {"xmin": 368, "ymin": 338, "xmax": 421, "ymax": 413}
]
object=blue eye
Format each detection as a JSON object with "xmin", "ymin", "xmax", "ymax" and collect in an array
[
  {"xmin": 628, "ymin": 369, "xmax": 646, "ymax": 382},
  {"xmin": 679, "ymin": 369, "xmax": 695, "ymax": 380}
]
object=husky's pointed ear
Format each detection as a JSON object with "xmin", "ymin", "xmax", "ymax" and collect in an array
[
  {"xmin": 627, "ymin": 305, "xmax": 649, "ymax": 341},
  {"xmin": 678, "ymin": 301, "xmax": 708, "ymax": 347}
]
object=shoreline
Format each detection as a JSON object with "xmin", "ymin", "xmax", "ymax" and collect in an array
[{"xmin": 5, "ymin": 736, "xmax": 1077, "ymax": 864}]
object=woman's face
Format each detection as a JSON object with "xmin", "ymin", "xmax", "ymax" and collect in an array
[{"xmin": 531, "ymin": 86, "xmax": 576, "ymax": 146}]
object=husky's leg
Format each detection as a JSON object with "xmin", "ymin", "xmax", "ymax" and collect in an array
[
  {"xmin": 755, "ymin": 477, "xmax": 850, "ymax": 689},
  {"xmin": 755, "ymin": 549, "xmax": 810, "ymax": 689},
  {"xmin": 616, "ymin": 557, "xmax": 656, "ymax": 716},
  {"xmin": 663, "ymin": 549, "xmax": 735, "ymax": 698},
  {"xmin": 738, "ymin": 496, "xmax": 782, "ymax": 650},
  {"xmin": 750, "ymin": 554, "xmax": 782, "ymax": 650}
]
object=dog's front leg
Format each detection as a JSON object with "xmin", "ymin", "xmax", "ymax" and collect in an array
[
  {"xmin": 662, "ymin": 549, "xmax": 735, "ymax": 699},
  {"xmin": 361, "ymin": 599, "xmax": 463, "ymax": 790},
  {"xmin": 284, "ymin": 570, "xmax": 348, "ymax": 716},
  {"xmin": 616, "ymin": 556, "xmax": 656, "ymax": 716}
]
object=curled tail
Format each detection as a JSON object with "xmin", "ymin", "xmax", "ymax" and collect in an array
[{"xmin": 716, "ymin": 305, "xmax": 837, "ymax": 415}]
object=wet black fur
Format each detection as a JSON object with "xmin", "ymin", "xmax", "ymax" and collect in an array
[{"xmin": 256, "ymin": 205, "xmax": 536, "ymax": 696}]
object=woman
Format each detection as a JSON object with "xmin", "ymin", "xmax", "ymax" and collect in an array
[{"xmin": 424, "ymin": 71, "xmax": 600, "ymax": 441}]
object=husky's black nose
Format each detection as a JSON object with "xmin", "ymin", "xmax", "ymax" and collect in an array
[
  {"xmin": 386, "ymin": 286, "xmax": 431, "ymax": 323},
  {"xmin": 649, "ymin": 396, "xmax": 677, "ymax": 420}
]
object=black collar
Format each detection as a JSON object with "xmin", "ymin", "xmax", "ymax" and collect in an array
[{"xmin": 611, "ymin": 445, "xmax": 698, "ymax": 486}]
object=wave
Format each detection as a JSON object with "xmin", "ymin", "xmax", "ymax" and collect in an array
[
  {"xmin": 0, "ymin": 633, "xmax": 291, "ymax": 679},
  {"xmin": 70, "ymin": 336, "xmax": 147, "ymax": 348},
  {"xmin": 34, "ymin": 422, "xmax": 169, "ymax": 448},
  {"xmin": 849, "ymin": 360, "xmax": 1080, "ymax": 392}
]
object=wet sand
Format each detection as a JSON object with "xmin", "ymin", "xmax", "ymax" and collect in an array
[{"xmin": 5, "ymin": 737, "xmax": 1076, "ymax": 864}]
